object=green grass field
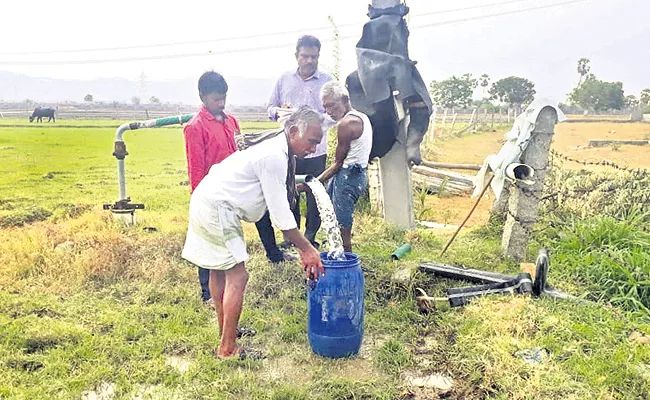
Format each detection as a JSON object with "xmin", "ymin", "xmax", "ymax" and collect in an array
[{"xmin": 1, "ymin": 120, "xmax": 650, "ymax": 399}]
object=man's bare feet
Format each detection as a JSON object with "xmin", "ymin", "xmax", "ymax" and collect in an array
[
  {"xmin": 216, "ymin": 345, "xmax": 265, "ymax": 360},
  {"xmin": 216, "ymin": 344, "xmax": 241, "ymax": 360}
]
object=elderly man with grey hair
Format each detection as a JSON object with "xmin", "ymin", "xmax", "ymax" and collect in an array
[
  {"xmin": 316, "ymin": 81, "xmax": 373, "ymax": 252},
  {"xmin": 181, "ymin": 106, "xmax": 325, "ymax": 360}
]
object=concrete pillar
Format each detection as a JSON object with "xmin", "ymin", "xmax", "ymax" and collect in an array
[
  {"xmin": 502, "ymin": 107, "xmax": 557, "ymax": 261},
  {"xmin": 378, "ymin": 98, "xmax": 415, "ymax": 230}
]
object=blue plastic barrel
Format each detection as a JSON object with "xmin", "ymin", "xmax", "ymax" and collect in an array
[{"xmin": 307, "ymin": 252, "xmax": 365, "ymax": 358}]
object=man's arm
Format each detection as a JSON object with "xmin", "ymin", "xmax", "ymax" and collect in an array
[
  {"xmin": 183, "ymin": 123, "xmax": 207, "ymax": 192},
  {"xmin": 317, "ymin": 116, "xmax": 363, "ymax": 183}
]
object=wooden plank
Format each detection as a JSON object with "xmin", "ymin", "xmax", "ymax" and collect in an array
[
  {"xmin": 411, "ymin": 171, "xmax": 472, "ymax": 188},
  {"xmin": 412, "ymin": 174, "xmax": 472, "ymax": 195},
  {"xmin": 421, "ymin": 160, "xmax": 482, "ymax": 171},
  {"xmin": 588, "ymin": 139, "xmax": 649, "ymax": 147},
  {"xmin": 412, "ymin": 166, "xmax": 474, "ymax": 186}
]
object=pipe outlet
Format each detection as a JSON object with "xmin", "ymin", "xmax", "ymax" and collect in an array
[{"xmin": 504, "ymin": 163, "xmax": 535, "ymax": 185}]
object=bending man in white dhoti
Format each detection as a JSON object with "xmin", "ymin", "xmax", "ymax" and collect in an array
[{"xmin": 181, "ymin": 106, "xmax": 325, "ymax": 359}]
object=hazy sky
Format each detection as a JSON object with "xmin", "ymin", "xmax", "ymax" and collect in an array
[{"xmin": 1, "ymin": 0, "xmax": 647, "ymax": 103}]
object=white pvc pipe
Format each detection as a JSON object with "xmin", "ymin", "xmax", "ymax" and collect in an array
[
  {"xmin": 112, "ymin": 115, "xmax": 194, "ymax": 202},
  {"xmin": 504, "ymin": 163, "xmax": 535, "ymax": 185},
  {"xmin": 117, "ymin": 159, "xmax": 126, "ymax": 200},
  {"xmin": 115, "ymin": 123, "xmax": 132, "ymax": 201}
]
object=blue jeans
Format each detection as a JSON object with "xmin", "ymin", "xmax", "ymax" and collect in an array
[{"xmin": 327, "ymin": 164, "xmax": 367, "ymax": 229}]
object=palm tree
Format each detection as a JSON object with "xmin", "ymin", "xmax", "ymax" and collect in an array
[
  {"xmin": 577, "ymin": 58, "xmax": 590, "ymax": 85},
  {"xmin": 480, "ymin": 74, "xmax": 490, "ymax": 99}
]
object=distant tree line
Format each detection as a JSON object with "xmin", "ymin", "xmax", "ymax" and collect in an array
[{"xmin": 429, "ymin": 58, "xmax": 650, "ymax": 114}]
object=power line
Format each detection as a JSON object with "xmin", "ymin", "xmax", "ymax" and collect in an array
[
  {"xmin": 414, "ymin": 0, "xmax": 540, "ymax": 17},
  {"xmin": 0, "ymin": 0, "xmax": 592, "ymax": 66},
  {"xmin": 0, "ymin": 41, "xmax": 306, "ymax": 66},
  {"xmin": 410, "ymin": 0, "xmax": 591, "ymax": 29},
  {"xmin": 0, "ymin": 0, "xmax": 542, "ymax": 56}
]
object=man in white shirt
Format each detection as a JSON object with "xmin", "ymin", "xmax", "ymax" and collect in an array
[{"xmin": 181, "ymin": 106, "xmax": 325, "ymax": 359}]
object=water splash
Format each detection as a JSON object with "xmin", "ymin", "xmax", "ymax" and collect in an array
[{"xmin": 305, "ymin": 179, "xmax": 345, "ymax": 260}]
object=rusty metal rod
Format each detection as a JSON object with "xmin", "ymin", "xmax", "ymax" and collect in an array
[{"xmin": 440, "ymin": 175, "xmax": 494, "ymax": 256}]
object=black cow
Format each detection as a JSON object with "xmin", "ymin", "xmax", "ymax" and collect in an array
[{"xmin": 29, "ymin": 107, "xmax": 56, "ymax": 123}]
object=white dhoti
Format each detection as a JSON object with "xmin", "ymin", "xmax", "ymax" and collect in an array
[{"xmin": 181, "ymin": 198, "xmax": 248, "ymax": 270}]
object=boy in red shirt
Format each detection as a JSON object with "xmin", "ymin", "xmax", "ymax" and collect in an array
[
  {"xmin": 183, "ymin": 71, "xmax": 240, "ymax": 305},
  {"xmin": 184, "ymin": 71, "xmax": 239, "ymax": 192}
]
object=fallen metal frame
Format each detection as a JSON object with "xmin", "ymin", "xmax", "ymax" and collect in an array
[{"xmin": 418, "ymin": 249, "xmax": 582, "ymax": 307}]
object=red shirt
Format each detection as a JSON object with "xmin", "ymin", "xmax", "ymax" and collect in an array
[{"xmin": 183, "ymin": 106, "xmax": 240, "ymax": 192}]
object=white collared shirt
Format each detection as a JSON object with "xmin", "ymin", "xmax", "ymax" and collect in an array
[
  {"xmin": 266, "ymin": 68, "xmax": 335, "ymax": 158},
  {"xmin": 192, "ymin": 133, "xmax": 297, "ymax": 230}
]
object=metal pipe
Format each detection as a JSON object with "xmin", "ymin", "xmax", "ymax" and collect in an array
[
  {"xmin": 446, "ymin": 273, "xmax": 534, "ymax": 307},
  {"xmin": 533, "ymin": 249, "xmax": 587, "ymax": 303},
  {"xmin": 114, "ymin": 122, "xmax": 132, "ymax": 142},
  {"xmin": 419, "ymin": 261, "xmax": 514, "ymax": 284},
  {"xmin": 117, "ymin": 159, "xmax": 126, "ymax": 200},
  {"xmin": 112, "ymin": 114, "xmax": 194, "ymax": 201},
  {"xmin": 296, "ymin": 174, "xmax": 315, "ymax": 184}
]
